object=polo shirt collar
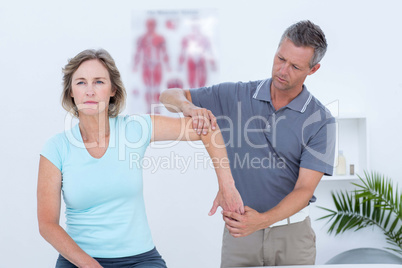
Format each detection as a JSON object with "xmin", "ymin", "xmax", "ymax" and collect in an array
[{"xmin": 253, "ymin": 78, "xmax": 312, "ymax": 113}]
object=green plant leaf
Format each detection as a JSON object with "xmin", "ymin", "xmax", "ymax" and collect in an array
[{"xmin": 317, "ymin": 170, "xmax": 402, "ymax": 255}]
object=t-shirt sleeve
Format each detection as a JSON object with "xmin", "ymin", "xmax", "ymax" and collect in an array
[
  {"xmin": 124, "ymin": 114, "xmax": 152, "ymax": 149},
  {"xmin": 300, "ymin": 115, "xmax": 336, "ymax": 176},
  {"xmin": 40, "ymin": 134, "xmax": 65, "ymax": 172},
  {"xmin": 190, "ymin": 82, "xmax": 237, "ymax": 117}
]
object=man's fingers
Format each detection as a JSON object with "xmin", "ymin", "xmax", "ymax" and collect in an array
[
  {"xmin": 196, "ymin": 113, "xmax": 205, "ymax": 134},
  {"xmin": 201, "ymin": 109, "xmax": 211, "ymax": 135},
  {"xmin": 208, "ymin": 110, "xmax": 217, "ymax": 130},
  {"xmin": 192, "ymin": 116, "xmax": 199, "ymax": 131},
  {"xmin": 222, "ymin": 211, "xmax": 242, "ymax": 222},
  {"xmin": 197, "ymin": 110, "xmax": 210, "ymax": 135},
  {"xmin": 188, "ymin": 107, "xmax": 216, "ymax": 135},
  {"xmin": 244, "ymin": 206, "xmax": 253, "ymax": 212},
  {"xmin": 225, "ymin": 224, "xmax": 244, "ymax": 238},
  {"xmin": 223, "ymin": 216, "xmax": 241, "ymax": 228}
]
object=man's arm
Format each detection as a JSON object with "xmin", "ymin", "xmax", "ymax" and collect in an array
[
  {"xmin": 159, "ymin": 88, "xmax": 217, "ymax": 135},
  {"xmin": 222, "ymin": 167, "xmax": 323, "ymax": 237}
]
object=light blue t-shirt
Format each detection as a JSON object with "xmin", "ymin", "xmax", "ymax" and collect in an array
[{"xmin": 40, "ymin": 115, "xmax": 155, "ymax": 258}]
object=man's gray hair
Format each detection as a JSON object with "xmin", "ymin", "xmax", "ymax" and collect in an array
[{"xmin": 279, "ymin": 20, "xmax": 327, "ymax": 68}]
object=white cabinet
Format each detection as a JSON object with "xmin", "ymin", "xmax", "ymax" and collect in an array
[{"xmin": 323, "ymin": 116, "xmax": 368, "ymax": 181}]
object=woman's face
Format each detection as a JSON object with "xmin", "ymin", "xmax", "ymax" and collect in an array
[{"xmin": 71, "ymin": 59, "xmax": 115, "ymax": 117}]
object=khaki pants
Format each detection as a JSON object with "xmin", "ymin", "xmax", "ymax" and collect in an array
[{"xmin": 221, "ymin": 217, "xmax": 316, "ymax": 267}]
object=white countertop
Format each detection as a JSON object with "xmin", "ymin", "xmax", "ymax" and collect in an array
[{"xmin": 238, "ymin": 264, "xmax": 402, "ymax": 268}]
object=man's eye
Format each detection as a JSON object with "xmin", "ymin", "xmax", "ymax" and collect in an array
[
  {"xmin": 278, "ymin": 57, "xmax": 285, "ymax": 61},
  {"xmin": 293, "ymin": 65, "xmax": 300, "ymax": 70}
]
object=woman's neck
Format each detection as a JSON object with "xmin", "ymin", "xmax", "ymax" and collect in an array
[{"xmin": 78, "ymin": 113, "xmax": 110, "ymax": 146}]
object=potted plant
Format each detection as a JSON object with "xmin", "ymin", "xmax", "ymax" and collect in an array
[{"xmin": 318, "ymin": 171, "xmax": 402, "ymax": 255}]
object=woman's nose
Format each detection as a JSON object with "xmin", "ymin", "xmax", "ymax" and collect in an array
[{"xmin": 86, "ymin": 86, "xmax": 95, "ymax": 96}]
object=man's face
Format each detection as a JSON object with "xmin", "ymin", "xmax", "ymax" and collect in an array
[{"xmin": 271, "ymin": 38, "xmax": 320, "ymax": 92}]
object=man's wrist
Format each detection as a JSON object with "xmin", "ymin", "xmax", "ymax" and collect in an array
[
  {"xmin": 180, "ymin": 101, "xmax": 196, "ymax": 114},
  {"xmin": 260, "ymin": 211, "xmax": 273, "ymax": 229}
]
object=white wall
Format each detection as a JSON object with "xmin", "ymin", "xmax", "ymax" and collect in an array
[{"xmin": 1, "ymin": 0, "xmax": 402, "ymax": 267}]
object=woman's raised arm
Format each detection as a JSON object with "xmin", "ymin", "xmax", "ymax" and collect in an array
[{"xmin": 150, "ymin": 115, "xmax": 244, "ymax": 215}]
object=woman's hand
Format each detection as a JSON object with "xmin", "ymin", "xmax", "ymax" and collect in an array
[
  {"xmin": 81, "ymin": 259, "xmax": 103, "ymax": 268},
  {"xmin": 209, "ymin": 183, "xmax": 244, "ymax": 216}
]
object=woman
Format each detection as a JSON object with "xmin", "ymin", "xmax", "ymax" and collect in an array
[{"xmin": 37, "ymin": 49, "xmax": 243, "ymax": 268}]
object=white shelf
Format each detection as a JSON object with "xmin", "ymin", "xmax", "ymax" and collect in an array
[
  {"xmin": 324, "ymin": 175, "xmax": 360, "ymax": 181},
  {"xmin": 322, "ymin": 116, "xmax": 368, "ymax": 181}
]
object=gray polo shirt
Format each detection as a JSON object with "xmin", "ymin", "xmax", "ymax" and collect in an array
[{"xmin": 190, "ymin": 78, "xmax": 336, "ymax": 213}]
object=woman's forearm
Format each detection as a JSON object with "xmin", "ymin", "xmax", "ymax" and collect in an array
[
  {"xmin": 39, "ymin": 223, "xmax": 100, "ymax": 268},
  {"xmin": 200, "ymin": 126, "xmax": 244, "ymax": 214},
  {"xmin": 200, "ymin": 128, "xmax": 233, "ymax": 187}
]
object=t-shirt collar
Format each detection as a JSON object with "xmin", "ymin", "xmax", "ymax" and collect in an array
[{"xmin": 252, "ymin": 78, "xmax": 312, "ymax": 113}]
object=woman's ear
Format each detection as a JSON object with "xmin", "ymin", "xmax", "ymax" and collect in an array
[{"xmin": 111, "ymin": 87, "xmax": 117, "ymax": 97}]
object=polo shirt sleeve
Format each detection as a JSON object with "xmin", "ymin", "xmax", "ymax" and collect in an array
[
  {"xmin": 40, "ymin": 134, "xmax": 65, "ymax": 172},
  {"xmin": 189, "ymin": 82, "xmax": 237, "ymax": 117},
  {"xmin": 300, "ymin": 115, "xmax": 336, "ymax": 176}
]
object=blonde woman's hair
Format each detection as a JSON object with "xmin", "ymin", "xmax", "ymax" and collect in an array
[{"xmin": 61, "ymin": 49, "xmax": 126, "ymax": 117}]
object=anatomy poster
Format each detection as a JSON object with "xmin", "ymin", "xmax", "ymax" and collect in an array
[{"xmin": 129, "ymin": 9, "xmax": 219, "ymax": 114}]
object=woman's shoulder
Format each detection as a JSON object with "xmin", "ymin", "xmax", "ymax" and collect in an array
[
  {"xmin": 114, "ymin": 114, "xmax": 151, "ymax": 127},
  {"xmin": 114, "ymin": 114, "xmax": 152, "ymax": 138},
  {"xmin": 117, "ymin": 114, "xmax": 151, "ymax": 121},
  {"xmin": 43, "ymin": 122, "xmax": 79, "ymax": 150},
  {"xmin": 45, "ymin": 131, "xmax": 70, "ymax": 146},
  {"xmin": 41, "ymin": 130, "xmax": 72, "ymax": 165}
]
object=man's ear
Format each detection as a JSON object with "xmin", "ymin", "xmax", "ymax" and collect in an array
[{"xmin": 308, "ymin": 63, "xmax": 320, "ymax": 75}]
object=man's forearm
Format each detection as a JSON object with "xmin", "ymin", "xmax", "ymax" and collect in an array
[
  {"xmin": 159, "ymin": 88, "xmax": 192, "ymax": 113},
  {"xmin": 260, "ymin": 187, "xmax": 313, "ymax": 228}
]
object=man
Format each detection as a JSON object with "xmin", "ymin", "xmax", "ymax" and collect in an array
[{"xmin": 160, "ymin": 20, "xmax": 336, "ymax": 267}]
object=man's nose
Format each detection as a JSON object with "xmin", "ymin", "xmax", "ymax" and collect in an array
[{"xmin": 279, "ymin": 63, "xmax": 289, "ymax": 75}]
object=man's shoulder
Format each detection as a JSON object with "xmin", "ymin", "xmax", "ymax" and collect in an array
[
  {"xmin": 192, "ymin": 79, "xmax": 265, "ymax": 90},
  {"xmin": 307, "ymin": 93, "xmax": 335, "ymax": 122}
]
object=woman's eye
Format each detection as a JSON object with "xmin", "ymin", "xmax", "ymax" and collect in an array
[
  {"xmin": 77, "ymin": 81, "xmax": 84, "ymax": 85},
  {"xmin": 96, "ymin": 81, "xmax": 104, "ymax": 84}
]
